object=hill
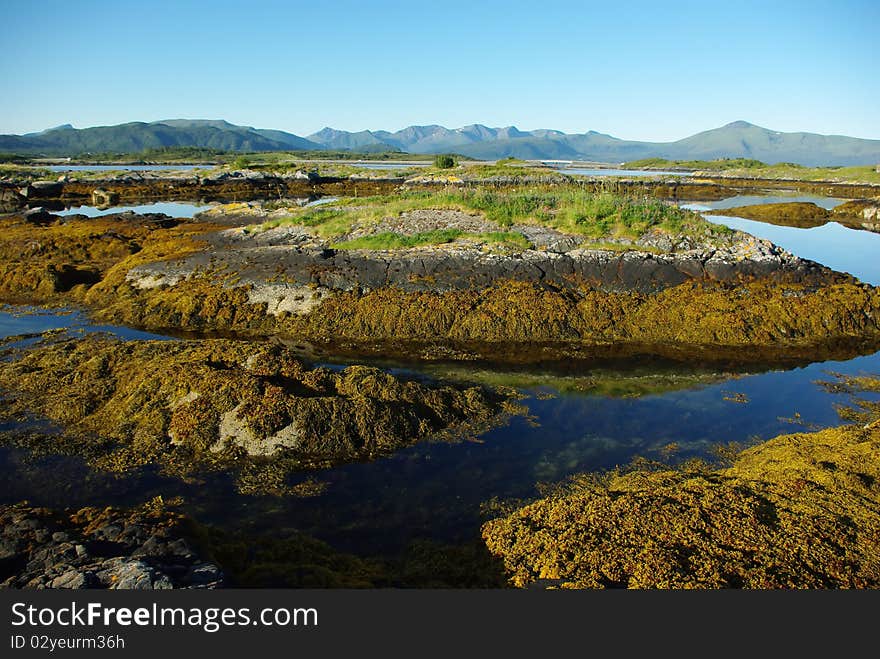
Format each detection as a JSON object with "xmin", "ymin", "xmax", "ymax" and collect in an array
[{"xmin": 3, "ymin": 119, "xmax": 879, "ymax": 166}]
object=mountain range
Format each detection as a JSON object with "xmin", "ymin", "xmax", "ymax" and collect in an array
[{"xmin": 3, "ymin": 119, "xmax": 879, "ymax": 166}]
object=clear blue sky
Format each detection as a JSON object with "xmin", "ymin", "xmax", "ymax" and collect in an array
[{"xmin": 1, "ymin": 0, "xmax": 877, "ymax": 140}]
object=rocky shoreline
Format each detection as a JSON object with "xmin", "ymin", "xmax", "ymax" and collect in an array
[
  {"xmin": 4, "ymin": 168, "xmax": 880, "ymax": 214},
  {"xmin": 2, "ymin": 189, "xmax": 879, "ymax": 365},
  {"xmin": 0, "ymin": 501, "xmax": 223, "ymax": 589}
]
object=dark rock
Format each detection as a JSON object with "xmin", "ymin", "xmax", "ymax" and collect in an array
[
  {"xmin": 23, "ymin": 207, "xmax": 57, "ymax": 225},
  {"xmin": 0, "ymin": 503, "xmax": 224, "ymax": 590},
  {"xmin": 22, "ymin": 181, "xmax": 63, "ymax": 198}
]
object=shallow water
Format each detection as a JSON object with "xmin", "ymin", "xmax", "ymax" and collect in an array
[
  {"xmin": 686, "ymin": 194, "xmax": 847, "ymax": 211},
  {"xmin": 47, "ymin": 164, "xmax": 210, "ymax": 172},
  {"xmin": 1, "ymin": 304, "xmax": 878, "ymax": 556},
  {"xmin": 681, "ymin": 198, "xmax": 880, "ymax": 285},
  {"xmin": 2, "ymin": 190, "xmax": 880, "ymax": 568},
  {"xmin": 57, "ymin": 201, "xmax": 213, "ymax": 218}
]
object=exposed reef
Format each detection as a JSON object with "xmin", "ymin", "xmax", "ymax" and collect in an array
[
  {"xmin": 0, "ymin": 335, "xmax": 513, "ymax": 493},
  {"xmin": 3, "ymin": 188, "xmax": 880, "ymax": 366},
  {"xmin": 0, "ymin": 210, "xmax": 223, "ymax": 305},
  {"xmin": 6, "ymin": 167, "xmax": 880, "ymax": 214},
  {"xmin": 482, "ymin": 378, "xmax": 880, "ymax": 588}
]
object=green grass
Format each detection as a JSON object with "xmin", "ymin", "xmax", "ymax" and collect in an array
[
  {"xmin": 249, "ymin": 186, "xmax": 727, "ymax": 246},
  {"xmin": 0, "ymin": 163, "xmax": 52, "ymax": 178},
  {"xmin": 624, "ymin": 157, "xmax": 768, "ymax": 171},
  {"xmin": 331, "ymin": 229, "xmax": 533, "ymax": 251},
  {"xmin": 624, "ymin": 158, "xmax": 880, "ymax": 184}
]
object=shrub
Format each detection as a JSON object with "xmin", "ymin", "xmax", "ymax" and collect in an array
[{"xmin": 434, "ymin": 154, "xmax": 455, "ymax": 169}]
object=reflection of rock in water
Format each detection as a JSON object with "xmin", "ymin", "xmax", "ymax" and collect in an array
[
  {"xmin": 0, "ymin": 335, "xmax": 514, "ymax": 494},
  {"xmin": 710, "ymin": 199, "xmax": 880, "ymax": 234},
  {"xmin": 482, "ymin": 378, "xmax": 880, "ymax": 589}
]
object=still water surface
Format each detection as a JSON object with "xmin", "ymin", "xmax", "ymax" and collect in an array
[
  {"xmin": 57, "ymin": 201, "xmax": 213, "ymax": 218},
  {"xmin": 47, "ymin": 164, "xmax": 210, "ymax": 172},
  {"xmin": 2, "ymin": 194, "xmax": 879, "ymax": 558}
]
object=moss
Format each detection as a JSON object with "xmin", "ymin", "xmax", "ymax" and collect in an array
[
  {"xmin": 481, "ymin": 377, "xmax": 880, "ymax": 589},
  {"xmin": 0, "ymin": 335, "xmax": 511, "ymax": 492}
]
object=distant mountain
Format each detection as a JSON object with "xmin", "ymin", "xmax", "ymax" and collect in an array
[
  {"xmin": 0, "ymin": 119, "xmax": 321, "ymax": 155},
  {"xmin": 3, "ymin": 119, "xmax": 879, "ymax": 166},
  {"xmin": 318, "ymin": 121, "xmax": 880, "ymax": 166}
]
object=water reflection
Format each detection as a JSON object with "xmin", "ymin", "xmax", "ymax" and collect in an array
[
  {"xmin": 47, "ymin": 164, "xmax": 210, "ymax": 172},
  {"xmin": 707, "ymin": 215, "xmax": 878, "ymax": 285},
  {"xmin": 56, "ymin": 201, "xmax": 213, "ymax": 218},
  {"xmin": 1, "ymin": 305, "xmax": 878, "ymax": 555}
]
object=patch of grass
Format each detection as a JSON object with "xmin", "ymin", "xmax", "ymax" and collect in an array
[
  {"xmin": 331, "ymin": 229, "xmax": 532, "ymax": 251},
  {"xmin": 625, "ymin": 157, "xmax": 768, "ymax": 171},
  {"xmin": 250, "ymin": 186, "xmax": 723, "ymax": 244},
  {"xmin": 0, "ymin": 163, "xmax": 52, "ymax": 179},
  {"xmin": 624, "ymin": 158, "xmax": 880, "ymax": 184}
]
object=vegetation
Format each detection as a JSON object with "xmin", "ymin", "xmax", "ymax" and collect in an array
[
  {"xmin": 482, "ymin": 374, "xmax": 880, "ymax": 588},
  {"xmin": 624, "ymin": 157, "xmax": 880, "ymax": 184},
  {"xmin": 252, "ymin": 187, "xmax": 721, "ymax": 244},
  {"xmin": 625, "ymin": 157, "xmax": 769, "ymax": 171},
  {"xmin": 434, "ymin": 154, "xmax": 456, "ymax": 169},
  {"xmin": 331, "ymin": 229, "xmax": 533, "ymax": 251},
  {"xmin": 0, "ymin": 335, "xmax": 513, "ymax": 493}
]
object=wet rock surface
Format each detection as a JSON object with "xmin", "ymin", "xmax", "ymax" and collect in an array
[
  {"xmin": 482, "ymin": 385, "xmax": 880, "ymax": 589},
  {"xmin": 0, "ymin": 335, "xmax": 514, "ymax": 491},
  {"xmin": 0, "ymin": 502, "xmax": 223, "ymax": 589}
]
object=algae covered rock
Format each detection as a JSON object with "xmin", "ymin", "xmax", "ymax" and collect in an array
[
  {"xmin": 0, "ymin": 335, "xmax": 512, "ymax": 489},
  {"xmin": 482, "ymin": 390, "xmax": 880, "ymax": 588},
  {"xmin": 710, "ymin": 201, "xmax": 831, "ymax": 228}
]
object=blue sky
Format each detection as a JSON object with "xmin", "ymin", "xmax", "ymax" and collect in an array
[{"xmin": 1, "ymin": 0, "xmax": 877, "ymax": 140}]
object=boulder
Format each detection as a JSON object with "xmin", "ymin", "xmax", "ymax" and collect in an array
[
  {"xmin": 91, "ymin": 188, "xmax": 119, "ymax": 206},
  {"xmin": 22, "ymin": 181, "xmax": 63, "ymax": 198}
]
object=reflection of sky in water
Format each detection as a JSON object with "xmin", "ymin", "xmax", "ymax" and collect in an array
[
  {"xmin": 2, "ymin": 306, "xmax": 879, "ymax": 553},
  {"xmin": 681, "ymin": 196, "xmax": 880, "ymax": 285},
  {"xmin": 57, "ymin": 201, "xmax": 212, "ymax": 218},
  {"xmin": 48, "ymin": 164, "xmax": 208, "ymax": 172},
  {"xmin": 708, "ymin": 216, "xmax": 878, "ymax": 285},
  {"xmin": 3, "ymin": 194, "xmax": 880, "ymax": 555},
  {"xmin": 0, "ymin": 307, "xmax": 173, "ymax": 342}
]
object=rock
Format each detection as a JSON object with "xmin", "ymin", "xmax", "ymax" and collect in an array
[
  {"xmin": 0, "ymin": 502, "xmax": 225, "ymax": 590},
  {"xmin": 22, "ymin": 181, "xmax": 63, "ymax": 198},
  {"xmin": 100, "ymin": 559, "xmax": 174, "ymax": 590},
  {"xmin": 186, "ymin": 562, "xmax": 224, "ymax": 588},
  {"xmin": 91, "ymin": 188, "xmax": 119, "ymax": 206},
  {"xmin": 23, "ymin": 207, "xmax": 57, "ymax": 225},
  {"xmin": 50, "ymin": 570, "xmax": 91, "ymax": 589},
  {"xmin": 293, "ymin": 169, "xmax": 320, "ymax": 182},
  {"xmin": 0, "ymin": 186, "xmax": 26, "ymax": 211}
]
